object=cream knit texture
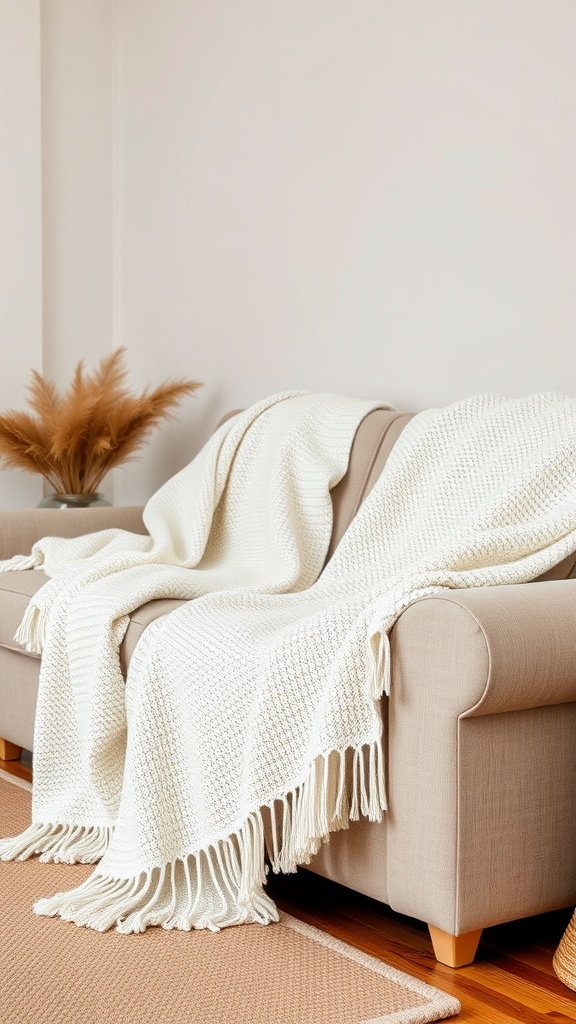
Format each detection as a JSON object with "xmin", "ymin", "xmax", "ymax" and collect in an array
[{"xmin": 1, "ymin": 389, "xmax": 576, "ymax": 935}]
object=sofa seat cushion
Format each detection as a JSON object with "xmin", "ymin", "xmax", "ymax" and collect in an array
[{"xmin": 0, "ymin": 569, "xmax": 187, "ymax": 677}]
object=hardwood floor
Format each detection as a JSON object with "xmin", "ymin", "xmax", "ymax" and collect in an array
[
  {"xmin": 0, "ymin": 749, "xmax": 32, "ymax": 784},
  {"xmin": 4, "ymin": 753, "xmax": 576, "ymax": 1021},
  {"xmin": 267, "ymin": 869, "xmax": 576, "ymax": 1022}
]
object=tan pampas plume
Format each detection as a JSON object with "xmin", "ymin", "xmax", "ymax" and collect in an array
[{"xmin": 0, "ymin": 348, "xmax": 202, "ymax": 495}]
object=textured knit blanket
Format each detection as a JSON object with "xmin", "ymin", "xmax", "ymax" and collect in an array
[{"xmin": 1, "ymin": 389, "xmax": 576, "ymax": 935}]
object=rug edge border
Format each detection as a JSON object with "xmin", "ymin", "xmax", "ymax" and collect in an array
[
  {"xmin": 0, "ymin": 768, "xmax": 32, "ymax": 793},
  {"xmin": 281, "ymin": 911, "xmax": 461, "ymax": 1020}
]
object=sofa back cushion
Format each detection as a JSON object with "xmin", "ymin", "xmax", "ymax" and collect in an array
[
  {"xmin": 324, "ymin": 410, "xmax": 414, "ymax": 563},
  {"xmin": 535, "ymin": 552, "xmax": 576, "ymax": 581}
]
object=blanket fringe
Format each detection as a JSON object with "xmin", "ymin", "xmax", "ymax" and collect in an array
[
  {"xmin": 32, "ymin": 741, "xmax": 385, "ymax": 933},
  {"xmin": 0, "ymin": 552, "xmax": 39, "ymax": 573},
  {"xmin": 13, "ymin": 601, "xmax": 47, "ymax": 654},
  {"xmin": 368, "ymin": 630, "xmax": 391, "ymax": 698},
  {"xmin": 34, "ymin": 811, "xmax": 278, "ymax": 933},
  {"xmin": 0, "ymin": 821, "xmax": 112, "ymax": 864}
]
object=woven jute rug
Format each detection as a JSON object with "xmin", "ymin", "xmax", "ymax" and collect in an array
[{"xmin": 0, "ymin": 771, "xmax": 460, "ymax": 1024}]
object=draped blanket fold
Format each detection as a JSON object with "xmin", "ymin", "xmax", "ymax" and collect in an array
[{"xmin": 2, "ymin": 389, "xmax": 576, "ymax": 935}]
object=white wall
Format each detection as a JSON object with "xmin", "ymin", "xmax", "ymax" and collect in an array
[
  {"xmin": 41, "ymin": 0, "xmax": 116, "ymax": 500},
  {"xmin": 115, "ymin": 0, "xmax": 576, "ymax": 504},
  {"xmin": 0, "ymin": 0, "xmax": 43, "ymax": 508},
  {"xmin": 41, "ymin": 0, "xmax": 114, "ymax": 387},
  {"xmin": 0, "ymin": 0, "xmax": 115, "ymax": 508},
  {"xmin": 1, "ymin": 1, "xmax": 576, "ymax": 507}
]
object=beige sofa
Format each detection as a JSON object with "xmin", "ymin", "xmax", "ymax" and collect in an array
[{"xmin": 2, "ymin": 407, "xmax": 576, "ymax": 967}]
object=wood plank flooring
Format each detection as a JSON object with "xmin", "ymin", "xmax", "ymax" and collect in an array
[
  {"xmin": 0, "ymin": 750, "xmax": 32, "ymax": 783},
  {"xmin": 267, "ymin": 869, "xmax": 576, "ymax": 1022},
  {"xmin": 4, "ymin": 753, "xmax": 576, "ymax": 1021}
]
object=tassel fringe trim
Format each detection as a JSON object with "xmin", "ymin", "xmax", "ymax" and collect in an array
[
  {"xmin": 0, "ymin": 821, "xmax": 112, "ymax": 864},
  {"xmin": 34, "ymin": 811, "xmax": 278, "ymax": 933},
  {"xmin": 367, "ymin": 629, "xmax": 391, "ymax": 698},
  {"xmin": 25, "ymin": 741, "xmax": 386, "ymax": 934},
  {"xmin": 0, "ymin": 553, "xmax": 39, "ymax": 573},
  {"xmin": 13, "ymin": 601, "xmax": 47, "ymax": 654}
]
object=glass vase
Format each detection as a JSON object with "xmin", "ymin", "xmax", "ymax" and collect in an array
[{"xmin": 38, "ymin": 493, "xmax": 111, "ymax": 509}]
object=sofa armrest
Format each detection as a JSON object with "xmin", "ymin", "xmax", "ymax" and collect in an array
[
  {"xmin": 0, "ymin": 506, "xmax": 147, "ymax": 560},
  {"xmin": 391, "ymin": 579, "xmax": 576, "ymax": 717},
  {"xmin": 386, "ymin": 579, "xmax": 576, "ymax": 935}
]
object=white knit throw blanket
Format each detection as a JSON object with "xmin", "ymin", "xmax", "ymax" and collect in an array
[{"xmin": 1, "ymin": 389, "xmax": 576, "ymax": 935}]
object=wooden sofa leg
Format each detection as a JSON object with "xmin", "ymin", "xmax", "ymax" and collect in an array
[
  {"xmin": 428, "ymin": 925, "xmax": 482, "ymax": 967},
  {"xmin": 0, "ymin": 738, "xmax": 23, "ymax": 761}
]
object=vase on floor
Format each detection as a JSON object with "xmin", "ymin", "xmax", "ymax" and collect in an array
[{"xmin": 38, "ymin": 493, "xmax": 111, "ymax": 509}]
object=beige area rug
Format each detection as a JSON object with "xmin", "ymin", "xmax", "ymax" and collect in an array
[{"xmin": 0, "ymin": 771, "xmax": 460, "ymax": 1024}]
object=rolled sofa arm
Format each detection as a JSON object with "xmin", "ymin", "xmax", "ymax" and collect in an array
[
  {"xmin": 386, "ymin": 578, "xmax": 576, "ymax": 935},
  {"xmin": 0, "ymin": 506, "xmax": 147, "ymax": 561},
  {"xmin": 391, "ymin": 578, "xmax": 576, "ymax": 716}
]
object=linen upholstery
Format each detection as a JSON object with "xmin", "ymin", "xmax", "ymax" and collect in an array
[
  {"xmin": 311, "ymin": 584, "xmax": 576, "ymax": 934},
  {"xmin": 325, "ymin": 410, "xmax": 414, "ymax": 560},
  {"xmin": 536, "ymin": 551, "xmax": 576, "ymax": 580},
  {"xmin": 0, "ymin": 648, "xmax": 41, "ymax": 751},
  {"xmin": 0, "ymin": 506, "xmax": 146, "ymax": 562},
  {"xmin": 384, "ymin": 588, "xmax": 576, "ymax": 934}
]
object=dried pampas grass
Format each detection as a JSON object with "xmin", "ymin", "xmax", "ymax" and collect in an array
[{"xmin": 0, "ymin": 349, "xmax": 202, "ymax": 495}]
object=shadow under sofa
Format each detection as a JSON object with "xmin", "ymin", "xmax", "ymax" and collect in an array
[{"xmin": 1, "ymin": 406, "xmax": 576, "ymax": 968}]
